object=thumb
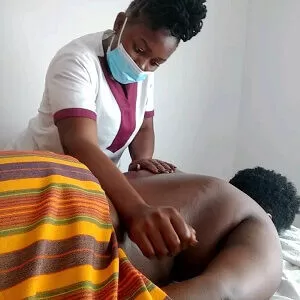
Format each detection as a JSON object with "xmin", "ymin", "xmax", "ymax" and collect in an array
[{"xmin": 129, "ymin": 162, "xmax": 141, "ymax": 171}]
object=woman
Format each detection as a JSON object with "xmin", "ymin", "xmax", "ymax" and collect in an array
[{"xmin": 8, "ymin": 1, "xmax": 207, "ymax": 258}]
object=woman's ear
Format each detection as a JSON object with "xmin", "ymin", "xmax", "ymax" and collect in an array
[{"xmin": 113, "ymin": 12, "xmax": 127, "ymax": 34}]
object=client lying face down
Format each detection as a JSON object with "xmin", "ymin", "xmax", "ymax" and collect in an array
[
  {"xmin": 117, "ymin": 166, "xmax": 299, "ymax": 299},
  {"xmin": 112, "ymin": 169, "xmax": 284, "ymax": 300}
]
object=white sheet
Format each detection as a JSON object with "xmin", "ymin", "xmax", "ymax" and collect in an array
[{"xmin": 271, "ymin": 226, "xmax": 300, "ymax": 300}]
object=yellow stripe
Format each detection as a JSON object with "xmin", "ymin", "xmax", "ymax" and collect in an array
[
  {"xmin": 0, "ymin": 155, "xmax": 87, "ymax": 170},
  {"xmin": 134, "ymin": 287, "xmax": 167, "ymax": 300},
  {"xmin": 148, "ymin": 287, "xmax": 168, "ymax": 299},
  {"xmin": 118, "ymin": 248, "xmax": 127, "ymax": 259},
  {"xmin": 0, "ymin": 221, "xmax": 113, "ymax": 254},
  {"xmin": 2, "ymin": 260, "xmax": 119, "ymax": 299},
  {"xmin": 0, "ymin": 175, "xmax": 102, "ymax": 193}
]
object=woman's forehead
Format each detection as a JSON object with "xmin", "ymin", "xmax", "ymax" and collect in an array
[{"xmin": 125, "ymin": 23, "xmax": 179, "ymax": 59}]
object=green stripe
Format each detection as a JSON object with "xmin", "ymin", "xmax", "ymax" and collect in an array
[
  {"xmin": 0, "ymin": 216, "xmax": 112, "ymax": 237},
  {"xmin": 26, "ymin": 273, "xmax": 119, "ymax": 299},
  {"xmin": 0, "ymin": 183, "xmax": 105, "ymax": 199}
]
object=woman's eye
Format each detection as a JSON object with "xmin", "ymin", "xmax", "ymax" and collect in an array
[
  {"xmin": 135, "ymin": 47, "xmax": 145, "ymax": 54},
  {"xmin": 151, "ymin": 61, "xmax": 160, "ymax": 67}
]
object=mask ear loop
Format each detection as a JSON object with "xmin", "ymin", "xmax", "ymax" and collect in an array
[{"xmin": 108, "ymin": 17, "xmax": 128, "ymax": 52}]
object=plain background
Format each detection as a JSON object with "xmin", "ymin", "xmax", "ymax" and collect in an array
[{"xmin": 0, "ymin": 0, "xmax": 299, "ymax": 226}]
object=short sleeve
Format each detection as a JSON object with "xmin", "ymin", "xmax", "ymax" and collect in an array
[
  {"xmin": 46, "ymin": 51, "xmax": 98, "ymax": 124},
  {"xmin": 144, "ymin": 74, "xmax": 155, "ymax": 118}
]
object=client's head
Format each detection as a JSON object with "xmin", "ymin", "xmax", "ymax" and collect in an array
[{"xmin": 230, "ymin": 167, "xmax": 300, "ymax": 233}]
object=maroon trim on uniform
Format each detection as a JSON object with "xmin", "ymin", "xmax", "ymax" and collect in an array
[
  {"xmin": 99, "ymin": 57, "xmax": 138, "ymax": 153},
  {"xmin": 54, "ymin": 108, "xmax": 97, "ymax": 124},
  {"xmin": 144, "ymin": 111, "xmax": 154, "ymax": 118}
]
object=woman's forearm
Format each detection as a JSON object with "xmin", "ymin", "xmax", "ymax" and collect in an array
[
  {"xmin": 64, "ymin": 138, "xmax": 146, "ymax": 217},
  {"xmin": 129, "ymin": 120, "xmax": 154, "ymax": 161}
]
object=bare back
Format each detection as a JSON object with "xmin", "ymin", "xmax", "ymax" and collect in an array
[{"xmin": 111, "ymin": 171, "xmax": 275, "ymax": 286}]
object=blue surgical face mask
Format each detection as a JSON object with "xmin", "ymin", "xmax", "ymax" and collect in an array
[{"xmin": 106, "ymin": 18, "xmax": 150, "ymax": 84}]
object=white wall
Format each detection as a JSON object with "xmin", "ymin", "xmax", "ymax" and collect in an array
[
  {"xmin": 0, "ymin": 0, "xmax": 125, "ymax": 145},
  {"xmin": 0, "ymin": 0, "xmax": 248, "ymax": 179},
  {"xmin": 234, "ymin": 0, "xmax": 300, "ymax": 226}
]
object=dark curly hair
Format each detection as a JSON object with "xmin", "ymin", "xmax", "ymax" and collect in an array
[
  {"xmin": 230, "ymin": 167, "xmax": 300, "ymax": 233},
  {"xmin": 126, "ymin": 0, "xmax": 207, "ymax": 42}
]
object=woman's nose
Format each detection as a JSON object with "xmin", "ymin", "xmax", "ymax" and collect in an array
[{"xmin": 134, "ymin": 58, "xmax": 148, "ymax": 71}]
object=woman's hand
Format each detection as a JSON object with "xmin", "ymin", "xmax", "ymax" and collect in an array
[
  {"xmin": 124, "ymin": 204, "xmax": 198, "ymax": 258},
  {"xmin": 129, "ymin": 159, "xmax": 176, "ymax": 174}
]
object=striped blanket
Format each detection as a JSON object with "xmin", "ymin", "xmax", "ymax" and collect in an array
[{"xmin": 0, "ymin": 151, "xmax": 168, "ymax": 300}]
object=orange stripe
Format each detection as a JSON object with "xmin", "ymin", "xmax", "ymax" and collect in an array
[
  {"xmin": 0, "ymin": 201, "xmax": 109, "ymax": 218},
  {"xmin": 0, "ymin": 196, "xmax": 108, "ymax": 214},
  {"xmin": 119, "ymin": 265, "xmax": 144, "ymax": 295},
  {"xmin": 0, "ymin": 191, "xmax": 107, "ymax": 209},
  {"xmin": 0, "ymin": 210, "xmax": 111, "ymax": 229}
]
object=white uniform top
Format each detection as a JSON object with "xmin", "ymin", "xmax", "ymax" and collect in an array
[{"xmin": 9, "ymin": 31, "xmax": 154, "ymax": 166}]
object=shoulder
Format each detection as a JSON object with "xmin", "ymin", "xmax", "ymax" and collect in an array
[{"xmin": 47, "ymin": 32, "xmax": 104, "ymax": 79}]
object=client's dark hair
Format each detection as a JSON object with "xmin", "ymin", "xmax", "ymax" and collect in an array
[
  {"xmin": 230, "ymin": 167, "xmax": 300, "ymax": 233},
  {"xmin": 126, "ymin": 0, "xmax": 207, "ymax": 42}
]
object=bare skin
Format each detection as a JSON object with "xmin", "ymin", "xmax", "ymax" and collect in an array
[{"xmin": 109, "ymin": 171, "xmax": 282, "ymax": 300}]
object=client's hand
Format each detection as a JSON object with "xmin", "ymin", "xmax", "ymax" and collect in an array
[
  {"xmin": 124, "ymin": 204, "xmax": 198, "ymax": 258},
  {"xmin": 129, "ymin": 159, "xmax": 176, "ymax": 174}
]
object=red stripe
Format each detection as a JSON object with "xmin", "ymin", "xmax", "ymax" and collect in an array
[
  {"xmin": 0, "ymin": 205, "xmax": 111, "ymax": 227},
  {"xmin": 118, "ymin": 260, "xmax": 148, "ymax": 296},
  {"xmin": 54, "ymin": 108, "xmax": 97, "ymax": 123},
  {"xmin": 0, "ymin": 190, "xmax": 107, "ymax": 209}
]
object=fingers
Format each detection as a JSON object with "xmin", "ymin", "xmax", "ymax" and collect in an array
[
  {"xmin": 132, "ymin": 161, "xmax": 160, "ymax": 174},
  {"xmin": 128, "ymin": 206, "xmax": 197, "ymax": 259},
  {"xmin": 157, "ymin": 160, "xmax": 175, "ymax": 173},
  {"xmin": 159, "ymin": 218, "xmax": 182, "ymax": 256},
  {"xmin": 128, "ymin": 163, "xmax": 137, "ymax": 171},
  {"xmin": 130, "ymin": 231, "xmax": 155, "ymax": 259},
  {"xmin": 152, "ymin": 160, "xmax": 166, "ymax": 173},
  {"xmin": 169, "ymin": 208, "xmax": 198, "ymax": 248},
  {"xmin": 143, "ymin": 216, "xmax": 183, "ymax": 257},
  {"xmin": 128, "ymin": 160, "xmax": 158, "ymax": 173},
  {"xmin": 143, "ymin": 161, "xmax": 160, "ymax": 173},
  {"xmin": 129, "ymin": 159, "xmax": 176, "ymax": 174},
  {"xmin": 147, "ymin": 229, "xmax": 169, "ymax": 258}
]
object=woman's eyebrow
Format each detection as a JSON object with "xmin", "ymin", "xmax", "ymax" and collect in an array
[{"xmin": 140, "ymin": 38, "xmax": 167, "ymax": 62}]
